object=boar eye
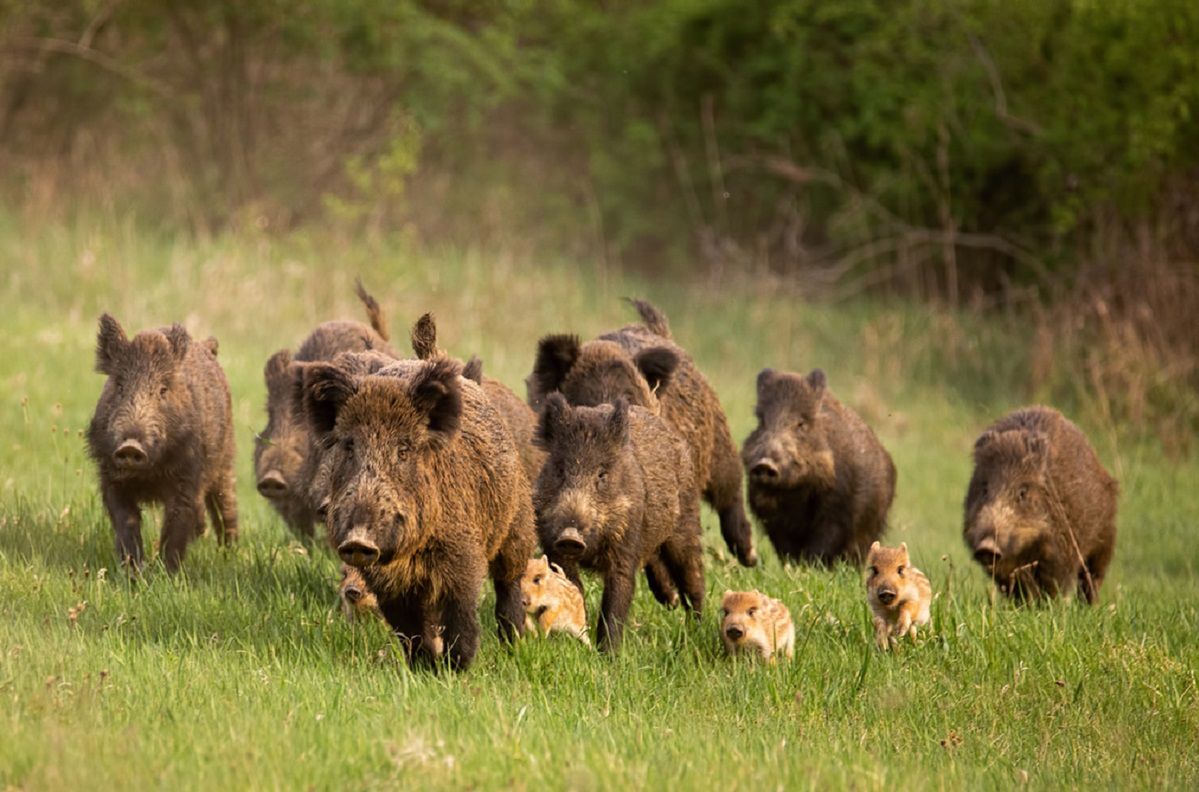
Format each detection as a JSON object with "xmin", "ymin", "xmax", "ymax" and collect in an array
[
  {"xmin": 1017, "ymin": 484, "xmax": 1029, "ymax": 502},
  {"xmin": 597, "ymin": 467, "xmax": 608, "ymax": 482},
  {"xmin": 341, "ymin": 436, "xmax": 355, "ymax": 454},
  {"xmin": 532, "ymin": 575, "xmax": 542, "ymax": 585},
  {"xmin": 795, "ymin": 418, "xmax": 806, "ymax": 430},
  {"xmin": 747, "ymin": 607, "xmax": 757, "ymax": 618},
  {"xmin": 897, "ymin": 565, "xmax": 905, "ymax": 576},
  {"xmin": 158, "ymin": 383, "xmax": 169, "ymax": 398},
  {"xmin": 868, "ymin": 566, "xmax": 877, "ymax": 576}
]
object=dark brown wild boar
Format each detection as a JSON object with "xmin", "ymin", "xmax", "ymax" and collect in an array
[
  {"xmin": 529, "ymin": 299, "xmax": 757, "ymax": 567},
  {"xmin": 87, "ymin": 315, "xmax": 237, "ymax": 572},
  {"xmin": 301, "ymin": 356, "xmax": 535, "ymax": 670},
  {"xmin": 254, "ymin": 281, "xmax": 394, "ymax": 540},
  {"xmin": 534, "ymin": 394, "xmax": 705, "ymax": 651},
  {"xmin": 964, "ymin": 406, "xmax": 1118, "ymax": 603},
  {"xmin": 741, "ymin": 368, "xmax": 896, "ymax": 564}
]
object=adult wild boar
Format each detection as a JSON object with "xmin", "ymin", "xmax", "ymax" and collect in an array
[
  {"xmin": 534, "ymin": 394, "xmax": 705, "ymax": 651},
  {"xmin": 529, "ymin": 299, "xmax": 757, "ymax": 567},
  {"xmin": 741, "ymin": 368, "xmax": 895, "ymax": 564},
  {"xmin": 301, "ymin": 356, "xmax": 535, "ymax": 670},
  {"xmin": 254, "ymin": 281, "xmax": 394, "ymax": 540},
  {"xmin": 964, "ymin": 406, "xmax": 1118, "ymax": 603},
  {"xmin": 87, "ymin": 315, "xmax": 237, "ymax": 572}
]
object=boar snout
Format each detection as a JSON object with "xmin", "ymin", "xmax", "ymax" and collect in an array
[
  {"xmin": 342, "ymin": 583, "xmax": 365, "ymax": 604},
  {"xmin": 113, "ymin": 439, "xmax": 149, "ymax": 468},
  {"xmin": 256, "ymin": 470, "xmax": 288, "ymax": 498},
  {"xmin": 875, "ymin": 588, "xmax": 896, "ymax": 605},
  {"xmin": 725, "ymin": 625, "xmax": 744, "ymax": 640},
  {"xmin": 554, "ymin": 526, "xmax": 587, "ymax": 557},
  {"xmin": 749, "ymin": 458, "xmax": 780, "ymax": 484},
  {"xmin": 338, "ymin": 527, "xmax": 380, "ymax": 567},
  {"xmin": 972, "ymin": 536, "xmax": 1002, "ymax": 568}
]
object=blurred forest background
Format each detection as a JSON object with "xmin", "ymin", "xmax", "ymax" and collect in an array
[{"xmin": 1, "ymin": 0, "xmax": 1196, "ymax": 447}]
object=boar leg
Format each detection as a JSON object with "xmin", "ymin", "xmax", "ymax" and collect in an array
[
  {"xmin": 644, "ymin": 556, "xmax": 680, "ymax": 608},
  {"xmin": 378, "ymin": 593, "xmax": 432, "ymax": 663},
  {"xmin": 708, "ymin": 435, "xmax": 758, "ymax": 567},
  {"xmin": 872, "ymin": 617, "xmax": 891, "ymax": 651},
  {"xmin": 658, "ymin": 536, "xmax": 705, "ymax": 617},
  {"xmin": 103, "ymin": 487, "xmax": 144, "ymax": 571},
  {"xmin": 439, "ymin": 589, "xmax": 483, "ymax": 671},
  {"xmin": 1080, "ymin": 541, "xmax": 1114, "ymax": 604},
  {"xmin": 160, "ymin": 493, "xmax": 205, "ymax": 573},
  {"xmin": 597, "ymin": 559, "xmax": 638, "ymax": 652},
  {"xmin": 489, "ymin": 552, "xmax": 528, "ymax": 643},
  {"xmin": 205, "ymin": 474, "xmax": 239, "ymax": 546}
]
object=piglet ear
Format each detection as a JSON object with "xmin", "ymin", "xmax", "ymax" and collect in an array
[
  {"xmin": 537, "ymin": 392, "xmax": 570, "ymax": 448},
  {"xmin": 634, "ymin": 347, "xmax": 679, "ymax": 395},
  {"xmin": 531, "ymin": 334, "xmax": 581, "ymax": 403},
  {"xmin": 899, "ymin": 542, "xmax": 909, "ymax": 560},
  {"xmin": 550, "ymin": 561, "xmax": 566, "ymax": 577},
  {"xmin": 303, "ymin": 363, "xmax": 359, "ymax": 437},
  {"xmin": 410, "ymin": 313, "xmax": 440, "ymax": 360},
  {"xmin": 607, "ymin": 397, "xmax": 631, "ymax": 444},
  {"xmin": 411, "ymin": 358, "xmax": 463, "ymax": 446},
  {"xmin": 164, "ymin": 324, "xmax": 191, "ymax": 363},
  {"xmin": 95, "ymin": 313, "xmax": 128, "ymax": 375}
]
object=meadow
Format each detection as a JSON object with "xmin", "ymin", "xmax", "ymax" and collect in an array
[{"xmin": 0, "ymin": 217, "xmax": 1196, "ymax": 789}]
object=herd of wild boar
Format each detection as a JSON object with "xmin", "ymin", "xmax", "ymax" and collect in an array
[{"xmin": 86, "ymin": 284, "xmax": 1119, "ymax": 668}]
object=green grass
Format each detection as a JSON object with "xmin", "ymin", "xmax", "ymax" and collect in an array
[{"xmin": 1, "ymin": 217, "xmax": 1196, "ymax": 790}]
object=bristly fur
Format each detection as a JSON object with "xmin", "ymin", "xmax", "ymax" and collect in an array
[
  {"xmin": 409, "ymin": 357, "xmax": 464, "ymax": 443},
  {"xmin": 532, "ymin": 334, "xmax": 582, "ymax": 399}
]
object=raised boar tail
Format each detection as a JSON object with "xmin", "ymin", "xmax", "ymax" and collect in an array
[
  {"xmin": 355, "ymin": 278, "xmax": 390, "ymax": 342},
  {"xmin": 626, "ymin": 298, "xmax": 672, "ymax": 339}
]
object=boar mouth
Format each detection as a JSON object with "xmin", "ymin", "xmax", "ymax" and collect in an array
[{"xmin": 554, "ymin": 526, "xmax": 587, "ymax": 558}]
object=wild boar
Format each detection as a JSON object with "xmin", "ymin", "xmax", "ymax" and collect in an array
[
  {"xmin": 533, "ymin": 394, "xmax": 705, "ymax": 651},
  {"xmin": 741, "ymin": 368, "xmax": 896, "ymax": 565},
  {"xmin": 254, "ymin": 281, "xmax": 394, "ymax": 540},
  {"xmin": 87, "ymin": 314, "xmax": 237, "ymax": 572},
  {"xmin": 964, "ymin": 406, "xmax": 1118, "ymax": 603},
  {"xmin": 301, "ymin": 356, "xmax": 535, "ymax": 670},
  {"xmin": 529, "ymin": 299, "xmax": 757, "ymax": 567}
]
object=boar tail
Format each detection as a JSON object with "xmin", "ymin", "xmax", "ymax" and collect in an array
[
  {"xmin": 462, "ymin": 355, "xmax": 484, "ymax": 384},
  {"xmin": 626, "ymin": 298, "xmax": 671, "ymax": 339},
  {"xmin": 355, "ymin": 278, "xmax": 390, "ymax": 342},
  {"xmin": 410, "ymin": 313, "xmax": 444, "ymax": 360}
]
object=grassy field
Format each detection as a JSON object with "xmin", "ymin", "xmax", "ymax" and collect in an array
[{"xmin": 1, "ymin": 217, "xmax": 1196, "ymax": 790}]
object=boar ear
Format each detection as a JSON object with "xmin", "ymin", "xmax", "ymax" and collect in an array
[
  {"xmin": 411, "ymin": 358, "xmax": 463, "ymax": 445},
  {"xmin": 264, "ymin": 349, "xmax": 292, "ymax": 384},
  {"xmin": 806, "ymin": 368, "xmax": 827, "ymax": 394},
  {"xmin": 634, "ymin": 347, "xmax": 679, "ymax": 395},
  {"xmin": 410, "ymin": 313, "xmax": 440, "ymax": 360},
  {"xmin": 537, "ymin": 392, "xmax": 570, "ymax": 447},
  {"xmin": 608, "ymin": 398, "xmax": 631, "ymax": 444},
  {"xmin": 304, "ymin": 363, "xmax": 359, "ymax": 437},
  {"xmin": 974, "ymin": 430, "xmax": 998, "ymax": 452},
  {"xmin": 463, "ymin": 355, "xmax": 484, "ymax": 385},
  {"xmin": 1024, "ymin": 432, "xmax": 1049, "ymax": 471},
  {"xmin": 95, "ymin": 313, "xmax": 128, "ymax": 374},
  {"xmin": 531, "ymin": 334, "xmax": 581, "ymax": 401},
  {"xmin": 164, "ymin": 324, "xmax": 190, "ymax": 363},
  {"xmin": 756, "ymin": 368, "xmax": 778, "ymax": 395},
  {"xmin": 899, "ymin": 542, "xmax": 908, "ymax": 558}
]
